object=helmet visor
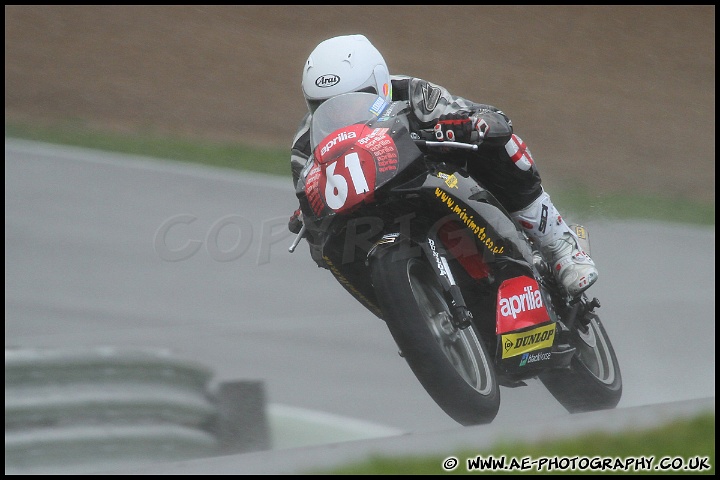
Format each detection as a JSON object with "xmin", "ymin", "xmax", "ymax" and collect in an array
[{"xmin": 307, "ymin": 85, "xmax": 378, "ymax": 114}]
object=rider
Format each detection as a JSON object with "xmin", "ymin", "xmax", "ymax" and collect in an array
[{"xmin": 288, "ymin": 34, "xmax": 598, "ymax": 298}]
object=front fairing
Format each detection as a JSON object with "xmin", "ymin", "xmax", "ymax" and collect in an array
[{"xmin": 297, "ymin": 93, "xmax": 423, "ymax": 221}]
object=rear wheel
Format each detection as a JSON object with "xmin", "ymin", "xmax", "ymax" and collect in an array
[
  {"xmin": 371, "ymin": 250, "xmax": 500, "ymax": 426},
  {"xmin": 539, "ymin": 311, "xmax": 622, "ymax": 413}
]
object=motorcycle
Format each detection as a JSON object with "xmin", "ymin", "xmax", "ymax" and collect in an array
[{"xmin": 289, "ymin": 92, "xmax": 622, "ymax": 426}]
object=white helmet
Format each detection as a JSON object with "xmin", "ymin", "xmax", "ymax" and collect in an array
[{"xmin": 302, "ymin": 34, "xmax": 391, "ymax": 113}]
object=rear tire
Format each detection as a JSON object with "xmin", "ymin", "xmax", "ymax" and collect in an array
[
  {"xmin": 539, "ymin": 312, "xmax": 622, "ymax": 413},
  {"xmin": 370, "ymin": 249, "xmax": 500, "ymax": 426}
]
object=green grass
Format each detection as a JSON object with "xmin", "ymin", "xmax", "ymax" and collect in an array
[
  {"xmin": 309, "ymin": 412, "xmax": 715, "ymax": 475},
  {"xmin": 5, "ymin": 122, "xmax": 290, "ymax": 177},
  {"xmin": 5, "ymin": 121, "xmax": 714, "ymax": 226},
  {"xmin": 552, "ymin": 189, "xmax": 715, "ymax": 227}
]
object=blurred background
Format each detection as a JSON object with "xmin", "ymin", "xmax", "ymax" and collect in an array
[
  {"xmin": 5, "ymin": 5, "xmax": 715, "ymax": 204},
  {"xmin": 4, "ymin": 5, "xmax": 716, "ymax": 474}
]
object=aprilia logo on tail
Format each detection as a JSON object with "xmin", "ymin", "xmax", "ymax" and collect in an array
[
  {"xmin": 496, "ymin": 276, "xmax": 550, "ymax": 334},
  {"xmin": 500, "ymin": 285, "xmax": 543, "ymax": 319}
]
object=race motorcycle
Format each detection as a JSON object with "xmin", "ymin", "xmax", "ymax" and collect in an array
[{"xmin": 289, "ymin": 92, "xmax": 622, "ymax": 426}]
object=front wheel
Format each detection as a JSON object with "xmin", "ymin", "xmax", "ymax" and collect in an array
[
  {"xmin": 370, "ymin": 249, "xmax": 500, "ymax": 426},
  {"xmin": 539, "ymin": 311, "xmax": 622, "ymax": 413}
]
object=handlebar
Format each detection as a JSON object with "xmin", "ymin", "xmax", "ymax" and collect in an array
[
  {"xmin": 414, "ymin": 128, "xmax": 482, "ymax": 152},
  {"xmin": 414, "ymin": 140, "xmax": 479, "ymax": 152}
]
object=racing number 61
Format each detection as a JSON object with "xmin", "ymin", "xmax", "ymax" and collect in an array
[{"xmin": 325, "ymin": 152, "xmax": 370, "ymax": 210}]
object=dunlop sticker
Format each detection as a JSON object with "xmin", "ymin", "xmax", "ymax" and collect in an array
[{"xmin": 501, "ymin": 323, "xmax": 555, "ymax": 359}]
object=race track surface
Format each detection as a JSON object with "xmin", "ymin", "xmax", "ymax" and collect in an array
[{"xmin": 5, "ymin": 140, "xmax": 716, "ymax": 473}]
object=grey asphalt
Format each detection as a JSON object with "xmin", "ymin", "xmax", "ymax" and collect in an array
[{"xmin": 4, "ymin": 139, "xmax": 716, "ymax": 473}]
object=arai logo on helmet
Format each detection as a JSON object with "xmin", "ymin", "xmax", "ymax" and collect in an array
[{"xmin": 315, "ymin": 74, "xmax": 340, "ymax": 88}]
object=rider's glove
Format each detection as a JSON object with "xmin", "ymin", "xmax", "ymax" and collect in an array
[
  {"xmin": 433, "ymin": 111, "xmax": 488, "ymax": 143},
  {"xmin": 288, "ymin": 208, "xmax": 303, "ymax": 234}
]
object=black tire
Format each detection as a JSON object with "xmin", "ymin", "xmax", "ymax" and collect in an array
[
  {"xmin": 538, "ymin": 312, "xmax": 622, "ymax": 413},
  {"xmin": 370, "ymin": 249, "xmax": 500, "ymax": 426}
]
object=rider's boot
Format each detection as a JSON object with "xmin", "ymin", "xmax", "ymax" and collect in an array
[{"xmin": 511, "ymin": 190, "xmax": 598, "ymax": 298}]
